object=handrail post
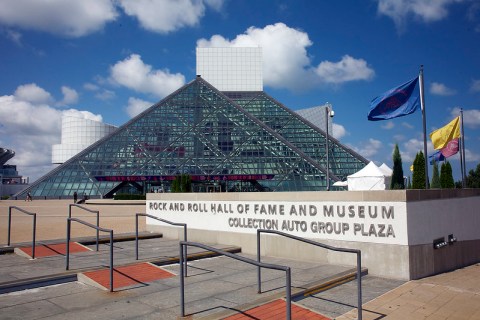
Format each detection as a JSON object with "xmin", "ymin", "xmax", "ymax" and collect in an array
[
  {"xmin": 7, "ymin": 207, "xmax": 12, "ymax": 246},
  {"xmin": 96, "ymin": 211, "xmax": 100, "ymax": 251},
  {"xmin": 109, "ymin": 230, "xmax": 114, "ymax": 292},
  {"xmin": 180, "ymin": 241, "xmax": 291, "ymax": 319},
  {"xmin": 69, "ymin": 204, "xmax": 100, "ymax": 251},
  {"xmin": 66, "ymin": 217, "xmax": 114, "ymax": 291},
  {"xmin": 136, "ymin": 213, "xmax": 188, "ymax": 275},
  {"xmin": 286, "ymin": 267, "xmax": 291, "ymax": 320},
  {"xmin": 183, "ymin": 225, "xmax": 188, "ymax": 277},
  {"xmin": 256, "ymin": 229, "xmax": 363, "ymax": 319},
  {"xmin": 180, "ymin": 242, "xmax": 185, "ymax": 317},
  {"xmin": 66, "ymin": 218, "xmax": 71, "ymax": 270},
  {"xmin": 135, "ymin": 213, "xmax": 139, "ymax": 260},
  {"xmin": 32, "ymin": 213, "xmax": 36, "ymax": 259},
  {"xmin": 257, "ymin": 229, "xmax": 261, "ymax": 293},
  {"xmin": 357, "ymin": 251, "xmax": 363, "ymax": 320},
  {"xmin": 7, "ymin": 206, "xmax": 37, "ymax": 259}
]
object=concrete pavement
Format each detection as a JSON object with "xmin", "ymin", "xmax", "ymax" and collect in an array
[{"xmin": 1, "ymin": 199, "xmax": 479, "ymax": 319}]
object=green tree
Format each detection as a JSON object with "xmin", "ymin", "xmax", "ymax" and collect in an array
[
  {"xmin": 440, "ymin": 162, "xmax": 447, "ymax": 188},
  {"xmin": 390, "ymin": 144, "xmax": 405, "ymax": 189},
  {"xmin": 431, "ymin": 160, "xmax": 441, "ymax": 188},
  {"xmin": 171, "ymin": 174, "xmax": 192, "ymax": 193},
  {"xmin": 412, "ymin": 151, "xmax": 426, "ymax": 189},
  {"xmin": 440, "ymin": 161, "xmax": 455, "ymax": 188},
  {"xmin": 466, "ymin": 163, "xmax": 480, "ymax": 188},
  {"xmin": 171, "ymin": 177, "xmax": 179, "ymax": 192}
]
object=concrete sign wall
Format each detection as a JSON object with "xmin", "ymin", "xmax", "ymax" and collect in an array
[
  {"xmin": 147, "ymin": 200, "xmax": 408, "ymax": 245},
  {"xmin": 146, "ymin": 190, "xmax": 480, "ymax": 280}
]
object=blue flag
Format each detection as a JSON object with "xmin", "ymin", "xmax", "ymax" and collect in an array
[
  {"xmin": 368, "ymin": 77, "xmax": 420, "ymax": 121},
  {"xmin": 429, "ymin": 150, "xmax": 445, "ymax": 165}
]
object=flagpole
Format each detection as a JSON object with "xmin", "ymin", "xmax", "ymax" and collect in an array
[
  {"xmin": 459, "ymin": 136, "xmax": 465, "ymax": 187},
  {"xmin": 419, "ymin": 65, "xmax": 430, "ymax": 188},
  {"xmin": 460, "ymin": 108, "xmax": 467, "ymax": 187}
]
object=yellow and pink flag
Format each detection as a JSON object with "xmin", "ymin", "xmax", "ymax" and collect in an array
[{"xmin": 429, "ymin": 116, "xmax": 461, "ymax": 150}]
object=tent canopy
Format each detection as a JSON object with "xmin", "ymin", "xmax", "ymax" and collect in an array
[
  {"xmin": 347, "ymin": 161, "xmax": 392, "ymax": 191},
  {"xmin": 332, "ymin": 180, "xmax": 348, "ymax": 187},
  {"xmin": 379, "ymin": 163, "xmax": 393, "ymax": 176}
]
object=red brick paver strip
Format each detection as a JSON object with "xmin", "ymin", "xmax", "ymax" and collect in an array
[
  {"xmin": 18, "ymin": 242, "xmax": 91, "ymax": 258},
  {"xmin": 223, "ymin": 299, "xmax": 331, "ymax": 320},
  {"xmin": 82, "ymin": 262, "xmax": 175, "ymax": 290}
]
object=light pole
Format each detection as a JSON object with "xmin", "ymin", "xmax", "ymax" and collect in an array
[{"xmin": 325, "ymin": 103, "xmax": 334, "ymax": 191}]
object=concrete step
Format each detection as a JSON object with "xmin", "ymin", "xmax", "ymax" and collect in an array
[
  {"xmin": 197, "ymin": 267, "xmax": 367, "ymax": 320},
  {"xmin": 0, "ymin": 231, "xmax": 163, "ymax": 255},
  {"xmin": 0, "ymin": 244, "xmax": 241, "ymax": 294}
]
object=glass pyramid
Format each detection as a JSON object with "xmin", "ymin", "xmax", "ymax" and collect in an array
[{"xmin": 17, "ymin": 77, "xmax": 367, "ymax": 199}]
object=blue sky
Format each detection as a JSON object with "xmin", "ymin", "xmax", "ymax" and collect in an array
[{"xmin": 0, "ymin": 0, "xmax": 479, "ymax": 183}]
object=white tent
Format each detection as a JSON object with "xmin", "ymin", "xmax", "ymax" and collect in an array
[
  {"xmin": 379, "ymin": 163, "xmax": 393, "ymax": 176},
  {"xmin": 347, "ymin": 161, "xmax": 391, "ymax": 191},
  {"xmin": 332, "ymin": 180, "xmax": 348, "ymax": 187}
]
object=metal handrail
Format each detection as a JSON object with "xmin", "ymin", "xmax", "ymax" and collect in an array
[
  {"xmin": 135, "ymin": 213, "xmax": 188, "ymax": 276},
  {"xmin": 69, "ymin": 204, "xmax": 100, "ymax": 251},
  {"xmin": 179, "ymin": 241, "xmax": 292, "ymax": 320},
  {"xmin": 7, "ymin": 206, "xmax": 37, "ymax": 259},
  {"xmin": 66, "ymin": 217, "xmax": 114, "ymax": 292},
  {"xmin": 257, "ymin": 229, "xmax": 362, "ymax": 320}
]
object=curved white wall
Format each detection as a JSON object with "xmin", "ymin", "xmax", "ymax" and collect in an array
[{"xmin": 52, "ymin": 116, "xmax": 117, "ymax": 164}]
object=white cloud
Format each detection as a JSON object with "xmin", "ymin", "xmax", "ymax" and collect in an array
[
  {"xmin": 430, "ymin": 82, "xmax": 456, "ymax": 96},
  {"xmin": 84, "ymin": 83, "xmax": 100, "ymax": 91},
  {"xmin": 5, "ymin": 29, "xmax": 22, "ymax": 45},
  {"xmin": 198, "ymin": 23, "xmax": 313, "ymax": 90},
  {"xmin": 377, "ymin": 0, "xmax": 463, "ymax": 31},
  {"xmin": 332, "ymin": 123, "xmax": 347, "ymax": 140},
  {"xmin": 451, "ymin": 107, "xmax": 480, "ymax": 128},
  {"xmin": 381, "ymin": 121, "xmax": 395, "ymax": 130},
  {"xmin": 14, "ymin": 83, "xmax": 79, "ymax": 107},
  {"xmin": 197, "ymin": 23, "xmax": 374, "ymax": 91},
  {"xmin": 350, "ymin": 138, "xmax": 383, "ymax": 158},
  {"xmin": 58, "ymin": 86, "xmax": 79, "ymax": 106},
  {"xmin": 0, "ymin": 84, "xmax": 103, "ymax": 182},
  {"xmin": 402, "ymin": 122, "xmax": 414, "ymax": 129},
  {"xmin": 117, "ymin": 0, "xmax": 223, "ymax": 34},
  {"xmin": 96, "ymin": 89, "xmax": 116, "ymax": 101},
  {"xmin": 315, "ymin": 55, "xmax": 375, "ymax": 84},
  {"xmin": 465, "ymin": 148, "xmax": 480, "ymax": 162},
  {"xmin": 110, "ymin": 54, "xmax": 185, "ymax": 98},
  {"xmin": 400, "ymin": 137, "xmax": 433, "ymax": 163},
  {"xmin": 0, "ymin": 0, "xmax": 117, "ymax": 37},
  {"xmin": 0, "ymin": 95, "xmax": 59, "ymax": 135},
  {"xmin": 126, "ymin": 97, "xmax": 153, "ymax": 118},
  {"xmin": 470, "ymin": 79, "xmax": 480, "ymax": 92},
  {"xmin": 83, "ymin": 82, "xmax": 115, "ymax": 101},
  {"xmin": 14, "ymin": 83, "xmax": 53, "ymax": 105},
  {"xmin": 62, "ymin": 109, "xmax": 103, "ymax": 122},
  {"xmin": 204, "ymin": 0, "xmax": 224, "ymax": 11}
]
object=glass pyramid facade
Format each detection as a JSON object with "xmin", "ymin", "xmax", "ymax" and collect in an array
[{"xmin": 16, "ymin": 77, "xmax": 367, "ymax": 199}]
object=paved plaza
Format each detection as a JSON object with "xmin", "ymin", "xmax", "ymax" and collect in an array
[{"xmin": 0, "ymin": 200, "xmax": 479, "ymax": 319}]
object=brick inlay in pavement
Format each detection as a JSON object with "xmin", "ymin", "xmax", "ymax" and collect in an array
[
  {"xmin": 223, "ymin": 299, "xmax": 331, "ymax": 320},
  {"xmin": 81, "ymin": 262, "xmax": 175, "ymax": 290},
  {"xmin": 17, "ymin": 242, "xmax": 91, "ymax": 258}
]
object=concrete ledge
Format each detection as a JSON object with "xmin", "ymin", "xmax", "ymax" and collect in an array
[
  {"xmin": 147, "ymin": 189, "xmax": 480, "ymax": 203},
  {"xmin": 85, "ymin": 199, "xmax": 145, "ymax": 205},
  {"xmin": 409, "ymin": 239, "xmax": 480, "ymax": 279}
]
